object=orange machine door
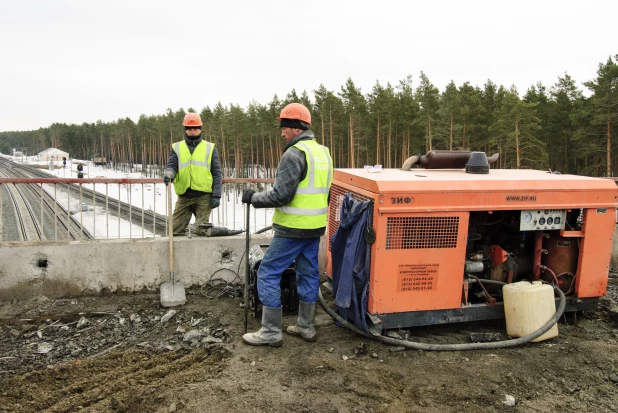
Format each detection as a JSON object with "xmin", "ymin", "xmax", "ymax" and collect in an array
[
  {"xmin": 368, "ymin": 211, "xmax": 469, "ymax": 315},
  {"xmin": 575, "ymin": 207, "xmax": 616, "ymax": 298}
]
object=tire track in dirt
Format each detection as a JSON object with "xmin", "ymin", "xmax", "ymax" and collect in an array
[{"xmin": 0, "ymin": 346, "xmax": 230, "ymax": 413}]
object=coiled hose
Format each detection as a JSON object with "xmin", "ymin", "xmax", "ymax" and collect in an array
[{"xmin": 318, "ymin": 279, "xmax": 566, "ymax": 351}]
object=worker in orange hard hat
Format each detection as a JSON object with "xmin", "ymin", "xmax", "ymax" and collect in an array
[
  {"xmin": 241, "ymin": 102, "xmax": 333, "ymax": 347},
  {"xmin": 163, "ymin": 112, "xmax": 222, "ymax": 236}
]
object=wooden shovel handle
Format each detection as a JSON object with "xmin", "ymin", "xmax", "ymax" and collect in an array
[
  {"xmin": 167, "ymin": 184, "xmax": 174, "ymax": 276},
  {"xmin": 244, "ymin": 203, "xmax": 250, "ymax": 333}
]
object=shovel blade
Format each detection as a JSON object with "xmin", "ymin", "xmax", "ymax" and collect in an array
[{"xmin": 160, "ymin": 281, "xmax": 187, "ymax": 307}]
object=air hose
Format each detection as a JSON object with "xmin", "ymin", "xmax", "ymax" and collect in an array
[
  {"xmin": 254, "ymin": 225, "xmax": 272, "ymax": 234},
  {"xmin": 318, "ymin": 279, "xmax": 566, "ymax": 351}
]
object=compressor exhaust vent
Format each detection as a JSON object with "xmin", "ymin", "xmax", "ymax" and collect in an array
[
  {"xmin": 465, "ymin": 151, "xmax": 490, "ymax": 174},
  {"xmin": 386, "ymin": 216, "xmax": 459, "ymax": 249}
]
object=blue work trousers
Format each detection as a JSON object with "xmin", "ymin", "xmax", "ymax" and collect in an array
[{"xmin": 257, "ymin": 236, "xmax": 321, "ymax": 307}]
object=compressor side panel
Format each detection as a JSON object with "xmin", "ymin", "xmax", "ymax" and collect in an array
[
  {"xmin": 575, "ymin": 207, "xmax": 616, "ymax": 298},
  {"xmin": 368, "ymin": 211, "xmax": 469, "ymax": 314}
]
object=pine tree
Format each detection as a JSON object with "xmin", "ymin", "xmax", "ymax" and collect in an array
[
  {"xmin": 491, "ymin": 86, "xmax": 546, "ymax": 169},
  {"xmin": 458, "ymin": 82, "xmax": 482, "ymax": 150},
  {"xmin": 547, "ymin": 74, "xmax": 584, "ymax": 172},
  {"xmin": 415, "ymin": 72, "xmax": 441, "ymax": 151},
  {"xmin": 582, "ymin": 55, "xmax": 618, "ymax": 176},
  {"xmin": 339, "ymin": 78, "xmax": 367, "ymax": 168},
  {"xmin": 438, "ymin": 81, "xmax": 461, "ymax": 151},
  {"xmin": 395, "ymin": 75, "xmax": 422, "ymax": 163}
]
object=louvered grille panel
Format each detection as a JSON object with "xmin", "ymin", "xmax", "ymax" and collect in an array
[
  {"xmin": 386, "ymin": 216, "xmax": 459, "ymax": 249},
  {"xmin": 328, "ymin": 184, "xmax": 372, "ymax": 251}
]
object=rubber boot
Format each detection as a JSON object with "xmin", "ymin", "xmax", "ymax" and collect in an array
[
  {"xmin": 242, "ymin": 305, "xmax": 283, "ymax": 347},
  {"xmin": 286, "ymin": 300, "xmax": 317, "ymax": 342}
]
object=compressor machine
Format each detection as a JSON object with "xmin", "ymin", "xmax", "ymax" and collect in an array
[{"xmin": 325, "ymin": 151, "xmax": 618, "ymax": 334}]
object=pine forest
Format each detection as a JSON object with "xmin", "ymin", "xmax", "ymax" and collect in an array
[{"xmin": 1, "ymin": 55, "xmax": 617, "ymax": 178}]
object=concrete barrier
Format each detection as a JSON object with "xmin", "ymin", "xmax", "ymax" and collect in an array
[{"xmin": 0, "ymin": 235, "xmax": 272, "ymax": 301}]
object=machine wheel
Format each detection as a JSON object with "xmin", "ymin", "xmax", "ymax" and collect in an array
[
  {"xmin": 562, "ymin": 311, "xmax": 579, "ymax": 325},
  {"xmin": 249, "ymin": 264, "xmax": 298, "ymax": 317}
]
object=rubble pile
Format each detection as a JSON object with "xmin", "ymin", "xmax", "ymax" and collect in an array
[{"xmin": 0, "ymin": 295, "xmax": 231, "ymax": 377}]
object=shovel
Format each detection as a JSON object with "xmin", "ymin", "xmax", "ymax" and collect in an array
[
  {"xmin": 160, "ymin": 183, "xmax": 186, "ymax": 307},
  {"xmin": 244, "ymin": 203, "xmax": 250, "ymax": 333}
]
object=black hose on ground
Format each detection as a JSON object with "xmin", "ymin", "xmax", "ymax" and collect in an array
[
  {"xmin": 318, "ymin": 280, "xmax": 566, "ymax": 351},
  {"xmin": 254, "ymin": 226, "xmax": 272, "ymax": 234}
]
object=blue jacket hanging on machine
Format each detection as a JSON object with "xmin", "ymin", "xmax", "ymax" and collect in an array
[{"xmin": 330, "ymin": 192, "xmax": 372, "ymax": 332}]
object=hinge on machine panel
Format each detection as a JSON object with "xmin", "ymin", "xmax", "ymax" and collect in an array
[
  {"xmin": 367, "ymin": 312, "xmax": 382, "ymax": 325},
  {"xmin": 321, "ymin": 280, "xmax": 333, "ymax": 293},
  {"xmin": 367, "ymin": 312, "xmax": 383, "ymax": 336}
]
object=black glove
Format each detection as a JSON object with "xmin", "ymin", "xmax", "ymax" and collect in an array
[
  {"xmin": 210, "ymin": 197, "xmax": 220, "ymax": 208},
  {"xmin": 242, "ymin": 189, "xmax": 255, "ymax": 204},
  {"xmin": 163, "ymin": 170, "xmax": 174, "ymax": 185}
]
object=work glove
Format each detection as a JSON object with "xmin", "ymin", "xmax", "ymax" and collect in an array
[
  {"xmin": 242, "ymin": 189, "xmax": 255, "ymax": 204},
  {"xmin": 210, "ymin": 196, "xmax": 220, "ymax": 208},
  {"xmin": 163, "ymin": 170, "xmax": 175, "ymax": 185}
]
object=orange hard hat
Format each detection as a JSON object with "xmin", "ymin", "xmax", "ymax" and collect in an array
[
  {"xmin": 277, "ymin": 103, "xmax": 311, "ymax": 126},
  {"xmin": 182, "ymin": 113, "xmax": 203, "ymax": 127}
]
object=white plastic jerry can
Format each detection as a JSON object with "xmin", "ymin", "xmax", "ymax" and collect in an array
[{"xmin": 502, "ymin": 280, "xmax": 559, "ymax": 342}]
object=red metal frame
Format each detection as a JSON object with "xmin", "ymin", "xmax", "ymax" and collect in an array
[{"xmin": 0, "ymin": 178, "xmax": 274, "ymax": 184}]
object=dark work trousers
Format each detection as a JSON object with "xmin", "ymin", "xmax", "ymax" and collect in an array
[
  {"xmin": 257, "ymin": 236, "xmax": 321, "ymax": 307},
  {"xmin": 172, "ymin": 193, "xmax": 212, "ymax": 236}
]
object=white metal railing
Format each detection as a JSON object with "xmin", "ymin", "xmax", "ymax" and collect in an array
[{"xmin": 0, "ymin": 178, "xmax": 275, "ymax": 241}]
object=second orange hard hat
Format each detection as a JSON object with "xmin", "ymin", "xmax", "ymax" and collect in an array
[{"xmin": 277, "ymin": 103, "xmax": 311, "ymax": 126}]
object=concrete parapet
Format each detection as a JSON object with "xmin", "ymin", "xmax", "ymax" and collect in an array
[{"xmin": 0, "ymin": 235, "xmax": 272, "ymax": 301}]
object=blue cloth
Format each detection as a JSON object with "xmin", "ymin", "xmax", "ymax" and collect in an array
[
  {"xmin": 330, "ymin": 193, "xmax": 371, "ymax": 332},
  {"xmin": 257, "ymin": 235, "xmax": 321, "ymax": 307}
]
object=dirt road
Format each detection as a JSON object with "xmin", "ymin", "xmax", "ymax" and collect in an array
[{"xmin": 2, "ymin": 281, "xmax": 618, "ymax": 413}]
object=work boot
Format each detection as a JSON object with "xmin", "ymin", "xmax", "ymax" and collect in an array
[
  {"xmin": 242, "ymin": 305, "xmax": 283, "ymax": 347},
  {"xmin": 286, "ymin": 300, "xmax": 317, "ymax": 342}
]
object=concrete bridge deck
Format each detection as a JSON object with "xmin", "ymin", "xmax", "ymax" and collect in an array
[{"xmin": 1, "ymin": 227, "xmax": 616, "ymax": 300}]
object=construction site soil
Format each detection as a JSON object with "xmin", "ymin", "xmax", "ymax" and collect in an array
[{"xmin": 2, "ymin": 279, "xmax": 618, "ymax": 413}]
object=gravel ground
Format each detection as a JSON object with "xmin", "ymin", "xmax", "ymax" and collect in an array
[{"xmin": 1, "ymin": 283, "xmax": 618, "ymax": 412}]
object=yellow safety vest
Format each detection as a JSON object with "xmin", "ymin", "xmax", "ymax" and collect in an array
[
  {"xmin": 273, "ymin": 140, "xmax": 333, "ymax": 229},
  {"xmin": 172, "ymin": 140, "xmax": 214, "ymax": 196}
]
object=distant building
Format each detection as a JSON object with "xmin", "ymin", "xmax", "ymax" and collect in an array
[{"xmin": 38, "ymin": 148, "xmax": 69, "ymax": 162}]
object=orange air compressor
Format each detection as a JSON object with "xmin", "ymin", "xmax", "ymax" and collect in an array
[{"xmin": 325, "ymin": 151, "xmax": 618, "ymax": 331}]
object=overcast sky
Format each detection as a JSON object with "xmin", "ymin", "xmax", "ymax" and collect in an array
[{"xmin": 1, "ymin": 0, "xmax": 616, "ymax": 132}]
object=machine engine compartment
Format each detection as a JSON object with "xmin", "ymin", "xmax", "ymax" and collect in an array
[{"xmin": 463, "ymin": 209, "xmax": 581, "ymax": 305}]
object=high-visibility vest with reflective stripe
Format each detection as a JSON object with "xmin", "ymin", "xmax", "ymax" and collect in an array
[
  {"xmin": 172, "ymin": 140, "xmax": 214, "ymax": 196},
  {"xmin": 273, "ymin": 140, "xmax": 333, "ymax": 229}
]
